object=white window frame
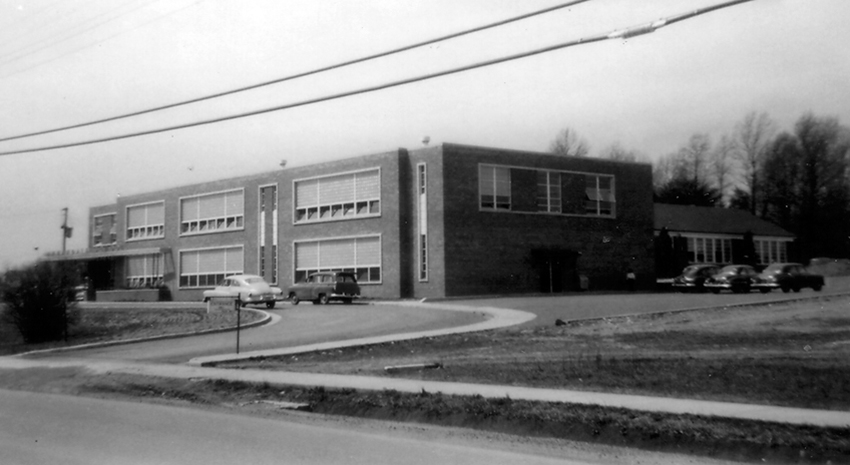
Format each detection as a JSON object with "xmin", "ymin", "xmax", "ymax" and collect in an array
[
  {"xmin": 179, "ymin": 188, "xmax": 245, "ymax": 236},
  {"xmin": 292, "ymin": 167, "xmax": 381, "ymax": 224},
  {"xmin": 293, "ymin": 234, "xmax": 382, "ymax": 285},
  {"xmin": 125, "ymin": 200, "xmax": 165, "ymax": 242},
  {"xmin": 479, "ymin": 164, "xmax": 511, "ymax": 211},
  {"xmin": 92, "ymin": 212, "xmax": 117, "ymax": 247},
  {"xmin": 125, "ymin": 254, "xmax": 163, "ymax": 288},
  {"xmin": 178, "ymin": 245, "xmax": 244, "ymax": 289}
]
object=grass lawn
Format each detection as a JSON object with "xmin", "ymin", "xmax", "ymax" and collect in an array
[
  {"xmin": 216, "ymin": 295, "xmax": 850, "ymax": 411},
  {"xmin": 0, "ymin": 304, "xmax": 265, "ymax": 355}
]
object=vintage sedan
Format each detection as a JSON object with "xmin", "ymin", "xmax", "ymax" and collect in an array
[
  {"xmin": 672, "ymin": 264, "xmax": 720, "ymax": 292},
  {"xmin": 752, "ymin": 263, "xmax": 824, "ymax": 293},
  {"xmin": 286, "ymin": 271, "xmax": 360, "ymax": 305},
  {"xmin": 202, "ymin": 274, "xmax": 282, "ymax": 308},
  {"xmin": 704, "ymin": 264, "xmax": 760, "ymax": 293}
]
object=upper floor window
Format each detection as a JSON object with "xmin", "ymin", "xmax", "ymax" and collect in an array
[
  {"xmin": 126, "ymin": 201, "xmax": 164, "ymax": 241},
  {"xmin": 537, "ymin": 171, "xmax": 561, "ymax": 213},
  {"xmin": 479, "ymin": 165, "xmax": 511, "ymax": 210},
  {"xmin": 180, "ymin": 189, "xmax": 244, "ymax": 235},
  {"xmin": 294, "ymin": 169, "xmax": 380, "ymax": 223},
  {"xmin": 585, "ymin": 175, "xmax": 615, "ymax": 216},
  {"xmin": 92, "ymin": 213, "xmax": 117, "ymax": 246}
]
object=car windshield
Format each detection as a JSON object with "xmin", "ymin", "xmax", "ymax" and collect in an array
[
  {"xmin": 716, "ymin": 266, "xmax": 740, "ymax": 276},
  {"xmin": 762, "ymin": 264, "xmax": 786, "ymax": 274}
]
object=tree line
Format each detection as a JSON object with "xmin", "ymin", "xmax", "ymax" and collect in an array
[{"xmin": 550, "ymin": 111, "xmax": 850, "ymax": 260}]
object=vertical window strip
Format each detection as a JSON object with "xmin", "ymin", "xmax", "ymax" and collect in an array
[{"xmin": 418, "ymin": 163, "xmax": 428, "ymax": 281}]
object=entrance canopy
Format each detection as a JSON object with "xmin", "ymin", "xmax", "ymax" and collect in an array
[{"xmin": 42, "ymin": 247, "xmax": 167, "ymax": 262}]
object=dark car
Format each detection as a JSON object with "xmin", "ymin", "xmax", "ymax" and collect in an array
[
  {"xmin": 704, "ymin": 264, "xmax": 759, "ymax": 294},
  {"xmin": 286, "ymin": 271, "xmax": 360, "ymax": 305},
  {"xmin": 752, "ymin": 263, "xmax": 824, "ymax": 293},
  {"xmin": 672, "ymin": 264, "xmax": 720, "ymax": 292}
]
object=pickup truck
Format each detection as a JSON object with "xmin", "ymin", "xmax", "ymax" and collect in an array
[{"xmin": 286, "ymin": 271, "xmax": 360, "ymax": 305}]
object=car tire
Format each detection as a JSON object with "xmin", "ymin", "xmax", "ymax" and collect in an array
[
  {"xmin": 318, "ymin": 294, "xmax": 329, "ymax": 305},
  {"xmin": 781, "ymin": 286, "xmax": 791, "ymax": 293},
  {"xmin": 266, "ymin": 301, "xmax": 276, "ymax": 309},
  {"xmin": 289, "ymin": 293, "xmax": 299, "ymax": 305},
  {"xmin": 792, "ymin": 286, "xmax": 801, "ymax": 293},
  {"xmin": 813, "ymin": 284, "xmax": 823, "ymax": 291}
]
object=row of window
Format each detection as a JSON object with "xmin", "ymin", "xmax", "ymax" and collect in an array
[
  {"xmin": 124, "ymin": 235, "xmax": 384, "ymax": 290},
  {"xmin": 480, "ymin": 165, "xmax": 616, "ymax": 217},
  {"xmin": 685, "ymin": 236, "xmax": 789, "ymax": 265}
]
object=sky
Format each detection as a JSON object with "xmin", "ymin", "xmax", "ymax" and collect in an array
[{"xmin": 0, "ymin": 0, "xmax": 848, "ymax": 269}]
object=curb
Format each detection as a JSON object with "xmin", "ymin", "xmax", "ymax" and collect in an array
[{"xmin": 15, "ymin": 309, "xmax": 275, "ymax": 357}]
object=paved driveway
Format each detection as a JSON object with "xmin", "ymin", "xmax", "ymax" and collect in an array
[{"xmin": 451, "ymin": 275, "xmax": 850, "ymax": 328}]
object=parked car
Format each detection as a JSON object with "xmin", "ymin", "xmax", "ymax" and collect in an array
[
  {"xmin": 752, "ymin": 263, "xmax": 824, "ymax": 293},
  {"xmin": 202, "ymin": 274, "xmax": 282, "ymax": 308},
  {"xmin": 672, "ymin": 264, "xmax": 720, "ymax": 292},
  {"xmin": 704, "ymin": 264, "xmax": 760, "ymax": 294},
  {"xmin": 286, "ymin": 271, "xmax": 360, "ymax": 305}
]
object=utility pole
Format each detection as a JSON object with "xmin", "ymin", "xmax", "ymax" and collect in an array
[{"xmin": 61, "ymin": 207, "xmax": 72, "ymax": 253}]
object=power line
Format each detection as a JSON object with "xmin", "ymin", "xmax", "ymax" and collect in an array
[
  {"xmin": 0, "ymin": 0, "xmax": 207, "ymax": 80},
  {"xmin": 0, "ymin": 0, "xmax": 754, "ymax": 157},
  {"xmin": 0, "ymin": 0, "xmax": 593, "ymax": 143}
]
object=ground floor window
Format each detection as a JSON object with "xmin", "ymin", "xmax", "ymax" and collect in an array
[
  {"xmin": 755, "ymin": 239, "xmax": 788, "ymax": 264},
  {"xmin": 294, "ymin": 236, "xmax": 381, "ymax": 284},
  {"xmin": 125, "ymin": 254, "xmax": 163, "ymax": 288},
  {"xmin": 179, "ymin": 246, "xmax": 243, "ymax": 288},
  {"xmin": 686, "ymin": 236, "xmax": 733, "ymax": 264}
]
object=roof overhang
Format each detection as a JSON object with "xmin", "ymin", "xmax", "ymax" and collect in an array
[{"xmin": 41, "ymin": 247, "xmax": 168, "ymax": 262}]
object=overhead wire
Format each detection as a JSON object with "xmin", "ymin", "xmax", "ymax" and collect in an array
[
  {"xmin": 0, "ymin": 0, "xmax": 594, "ymax": 143},
  {"xmin": 0, "ymin": 0, "xmax": 755, "ymax": 157},
  {"xmin": 0, "ymin": 0, "xmax": 207, "ymax": 80}
]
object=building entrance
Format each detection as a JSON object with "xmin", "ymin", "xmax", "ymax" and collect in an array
[{"xmin": 531, "ymin": 249, "xmax": 578, "ymax": 293}]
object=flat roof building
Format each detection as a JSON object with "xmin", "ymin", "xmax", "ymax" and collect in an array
[{"xmin": 46, "ymin": 143, "xmax": 656, "ymax": 301}]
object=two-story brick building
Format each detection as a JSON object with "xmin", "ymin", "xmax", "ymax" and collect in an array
[{"xmin": 45, "ymin": 143, "xmax": 656, "ymax": 301}]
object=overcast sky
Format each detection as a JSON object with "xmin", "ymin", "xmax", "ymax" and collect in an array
[{"xmin": 1, "ymin": 0, "xmax": 848, "ymax": 269}]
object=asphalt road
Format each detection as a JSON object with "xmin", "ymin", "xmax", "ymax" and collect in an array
[
  {"xmin": 35, "ymin": 302, "xmax": 485, "ymax": 364},
  {"xmin": 0, "ymin": 388, "xmax": 593, "ymax": 465}
]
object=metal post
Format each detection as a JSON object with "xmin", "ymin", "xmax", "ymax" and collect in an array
[
  {"xmin": 235, "ymin": 296, "xmax": 241, "ymax": 354},
  {"xmin": 61, "ymin": 207, "xmax": 68, "ymax": 253}
]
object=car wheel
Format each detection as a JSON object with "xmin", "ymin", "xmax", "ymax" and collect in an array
[
  {"xmin": 792, "ymin": 286, "xmax": 801, "ymax": 293},
  {"xmin": 813, "ymin": 284, "xmax": 823, "ymax": 291},
  {"xmin": 781, "ymin": 286, "xmax": 791, "ymax": 293},
  {"xmin": 318, "ymin": 294, "xmax": 329, "ymax": 305},
  {"xmin": 289, "ymin": 293, "xmax": 299, "ymax": 305},
  {"xmin": 265, "ymin": 301, "xmax": 276, "ymax": 309}
]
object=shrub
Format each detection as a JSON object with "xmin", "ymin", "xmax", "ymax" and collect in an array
[{"xmin": 1, "ymin": 261, "xmax": 81, "ymax": 343}]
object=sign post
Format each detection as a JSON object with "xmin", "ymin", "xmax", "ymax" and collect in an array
[{"xmin": 235, "ymin": 296, "xmax": 241, "ymax": 354}]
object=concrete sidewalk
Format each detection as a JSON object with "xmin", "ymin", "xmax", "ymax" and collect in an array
[
  {"xmin": 2, "ymin": 299, "xmax": 848, "ymax": 430},
  {"xmin": 1, "ymin": 355, "xmax": 848, "ymax": 429}
]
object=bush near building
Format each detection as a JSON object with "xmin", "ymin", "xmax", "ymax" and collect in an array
[{"xmin": 0, "ymin": 262, "xmax": 81, "ymax": 343}]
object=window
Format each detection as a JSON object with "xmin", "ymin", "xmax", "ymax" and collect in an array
[
  {"xmin": 585, "ymin": 175, "xmax": 615, "ymax": 216},
  {"xmin": 294, "ymin": 169, "xmax": 380, "ymax": 223},
  {"xmin": 179, "ymin": 246, "xmax": 243, "ymax": 288},
  {"xmin": 294, "ymin": 236, "xmax": 381, "ymax": 284},
  {"xmin": 126, "ymin": 201, "xmax": 165, "ymax": 241},
  {"xmin": 180, "ymin": 189, "xmax": 244, "ymax": 235},
  {"xmin": 686, "ymin": 236, "xmax": 733, "ymax": 264},
  {"xmin": 125, "ymin": 254, "xmax": 163, "ymax": 288},
  {"xmin": 92, "ymin": 213, "xmax": 117, "ymax": 246},
  {"xmin": 418, "ymin": 163, "xmax": 428, "ymax": 281},
  {"xmin": 537, "ymin": 171, "xmax": 561, "ymax": 213},
  {"xmin": 755, "ymin": 239, "xmax": 788, "ymax": 264},
  {"xmin": 479, "ymin": 165, "xmax": 511, "ymax": 210}
]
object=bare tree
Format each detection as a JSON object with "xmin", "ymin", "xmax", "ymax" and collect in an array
[
  {"xmin": 710, "ymin": 134, "xmax": 736, "ymax": 206},
  {"xmin": 549, "ymin": 127, "xmax": 590, "ymax": 157},
  {"xmin": 735, "ymin": 111, "xmax": 775, "ymax": 214},
  {"xmin": 678, "ymin": 133, "xmax": 712, "ymax": 184},
  {"xmin": 598, "ymin": 142, "xmax": 646, "ymax": 162},
  {"xmin": 652, "ymin": 153, "xmax": 678, "ymax": 190}
]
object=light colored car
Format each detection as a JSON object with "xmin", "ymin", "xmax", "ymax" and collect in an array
[
  {"xmin": 672, "ymin": 264, "xmax": 720, "ymax": 292},
  {"xmin": 202, "ymin": 274, "xmax": 282, "ymax": 308},
  {"xmin": 286, "ymin": 271, "xmax": 360, "ymax": 305}
]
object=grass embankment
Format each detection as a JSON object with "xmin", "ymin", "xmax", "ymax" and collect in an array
[
  {"xmin": 0, "ymin": 305, "xmax": 265, "ymax": 355},
  {"xmin": 200, "ymin": 295, "xmax": 850, "ymax": 462}
]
